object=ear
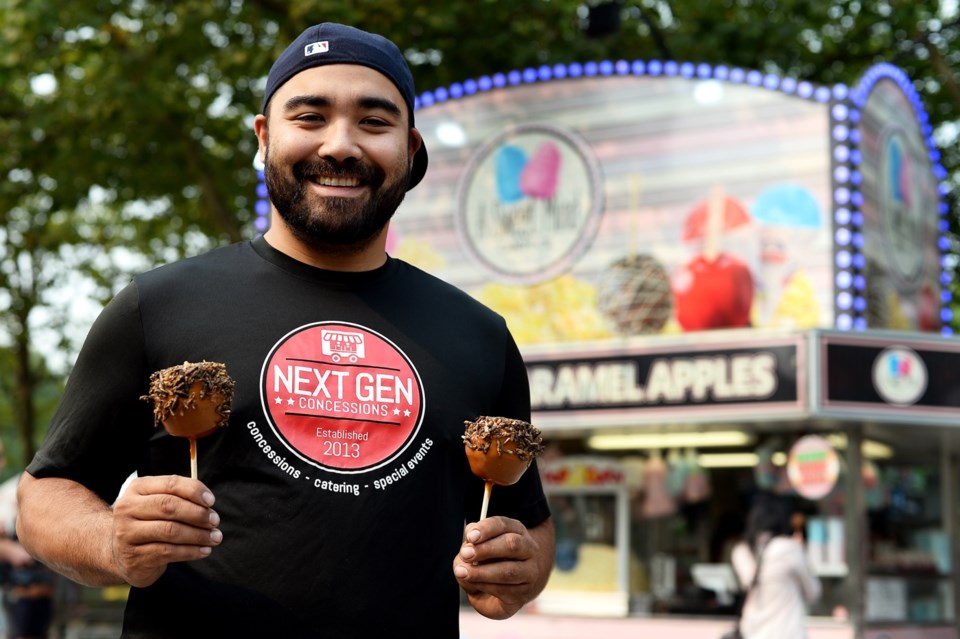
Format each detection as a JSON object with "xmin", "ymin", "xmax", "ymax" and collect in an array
[
  {"xmin": 408, "ymin": 127, "xmax": 423, "ymax": 159},
  {"xmin": 254, "ymin": 114, "xmax": 269, "ymax": 164}
]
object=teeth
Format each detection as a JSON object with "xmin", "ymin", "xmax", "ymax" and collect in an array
[{"xmin": 315, "ymin": 176, "xmax": 360, "ymax": 187}]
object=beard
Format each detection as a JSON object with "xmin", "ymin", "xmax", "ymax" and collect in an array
[{"xmin": 263, "ymin": 150, "xmax": 409, "ymax": 256}]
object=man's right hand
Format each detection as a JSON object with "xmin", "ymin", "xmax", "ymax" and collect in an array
[{"xmin": 110, "ymin": 475, "xmax": 222, "ymax": 588}]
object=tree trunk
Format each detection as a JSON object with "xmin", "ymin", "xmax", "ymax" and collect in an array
[{"xmin": 12, "ymin": 320, "xmax": 37, "ymax": 467}]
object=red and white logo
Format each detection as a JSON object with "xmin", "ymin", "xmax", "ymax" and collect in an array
[
  {"xmin": 261, "ymin": 322, "xmax": 424, "ymax": 473},
  {"xmin": 872, "ymin": 346, "xmax": 927, "ymax": 406},
  {"xmin": 304, "ymin": 41, "xmax": 329, "ymax": 56}
]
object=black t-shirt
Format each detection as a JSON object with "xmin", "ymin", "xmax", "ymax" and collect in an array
[{"xmin": 28, "ymin": 238, "xmax": 550, "ymax": 638}]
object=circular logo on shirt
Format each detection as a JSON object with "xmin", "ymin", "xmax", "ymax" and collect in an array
[{"xmin": 260, "ymin": 322, "xmax": 425, "ymax": 473}]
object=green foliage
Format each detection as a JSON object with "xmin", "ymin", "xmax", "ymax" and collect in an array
[{"xmin": 0, "ymin": 347, "xmax": 63, "ymax": 473}]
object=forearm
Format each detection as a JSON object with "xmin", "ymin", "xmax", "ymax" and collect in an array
[
  {"xmin": 525, "ymin": 516, "xmax": 556, "ymax": 601},
  {"xmin": 16, "ymin": 472, "xmax": 123, "ymax": 587}
]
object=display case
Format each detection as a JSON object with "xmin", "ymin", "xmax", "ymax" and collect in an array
[
  {"xmin": 865, "ymin": 463, "xmax": 955, "ymax": 629},
  {"xmin": 537, "ymin": 457, "xmax": 632, "ymax": 616}
]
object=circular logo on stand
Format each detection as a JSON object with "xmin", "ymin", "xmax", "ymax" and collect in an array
[
  {"xmin": 787, "ymin": 435, "xmax": 840, "ymax": 500},
  {"xmin": 260, "ymin": 322, "xmax": 425, "ymax": 474},
  {"xmin": 872, "ymin": 346, "xmax": 927, "ymax": 406},
  {"xmin": 877, "ymin": 126, "xmax": 930, "ymax": 289},
  {"xmin": 455, "ymin": 123, "xmax": 603, "ymax": 284}
]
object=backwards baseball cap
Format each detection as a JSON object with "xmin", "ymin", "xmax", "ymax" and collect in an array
[{"xmin": 262, "ymin": 23, "xmax": 428, "ymax": 190}]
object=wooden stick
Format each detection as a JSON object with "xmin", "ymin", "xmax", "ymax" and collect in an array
[
  {"xmin": 704, "ymin": 185, "xmax": 725, "ymax": 262},
  {"xmin": 190, "ymin": 438, "xmax": 198, "ymax": 480},
  {"xmin": 479, "ymin": 481, "xmax": 493, "ymax": 520},
  {"xmin": 629, "ymin": 174, "xmax": 642, "ymax": 257}
]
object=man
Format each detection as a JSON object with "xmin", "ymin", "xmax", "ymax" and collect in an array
[{"xmin": 17, "ymin": 23, "xmax": 554, "ymax": 637}]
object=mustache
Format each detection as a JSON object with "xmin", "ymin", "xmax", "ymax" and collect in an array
[{"xmin": 292, "ymin": 158, "xmax": 384, "ymax": 186}]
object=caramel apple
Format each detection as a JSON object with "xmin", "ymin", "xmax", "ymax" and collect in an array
[
  {"xmin": 142, "ymin": 361, "xmax": 236, "ymax": 479},
  {"xmin": 463, "ymin": 416, "xmax": 544, "ymax": 519}
]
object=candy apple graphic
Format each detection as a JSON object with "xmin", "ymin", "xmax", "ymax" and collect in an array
[
  {"xmin": 672, "ymin": 253, "xmax": 754, "ymax": 330},
  {"xmin": 917, "ymin": 284, "xmax": 939, "ymax": 332},
  {"xmin": 672, "ymin": 188, "xmax": 755, "ymax": 330}
]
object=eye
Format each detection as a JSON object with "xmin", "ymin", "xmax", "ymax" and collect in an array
[
  {"xmin": 361, "ymin": 117, "xmax": 391, "ymax": 127},
  {"xmin": 297, "ymin": 113, "xmax": 324, "ymax": 122}
]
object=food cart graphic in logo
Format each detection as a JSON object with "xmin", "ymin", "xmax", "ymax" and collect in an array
[{"xmin": 321, "ymin": 329, "xmax": 366, "ymax": 363}]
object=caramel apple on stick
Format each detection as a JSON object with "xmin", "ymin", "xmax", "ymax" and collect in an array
[
  {"xmin": 142, "ymin": 361, "xmax": 236, "ymax": 479},
  {"xmin": 463, "ymin": 416, "xmax": 545, "ymax": 520}
]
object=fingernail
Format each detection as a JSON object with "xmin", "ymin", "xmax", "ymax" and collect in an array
[
  {"xmin": 199, "ymin": 546, "xmax": 212, "ymax": 556},
  {"xmin": 454, "ymin": 566, "xmax": 467, "ymax": 579},
  {"xmin": 210, "ymin": 529, "xmax": 223, "ymax": 543},
  {"xmin": 467, "ymin": 529, "xmax": 480, "ymax": 543},
  {"xmin": 202, "ymin": 491, "xmax": 215, "ymax": 506},
  {"xmin": 461, "ymin": 546, "xmax": 476, "ymax": 560},
  {"xmin": 209, "ymin": 511, "xmax": 220, "ymax": 527}
]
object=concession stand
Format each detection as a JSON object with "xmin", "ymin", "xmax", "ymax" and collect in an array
[{"xmin": 379, "ymin": 59, "xmax": 959, "ymax": 639}]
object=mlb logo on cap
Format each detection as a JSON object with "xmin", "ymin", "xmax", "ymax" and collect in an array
[{"xmin": 305, "ymin": 41, "xmax": 329, "ymax": 56}]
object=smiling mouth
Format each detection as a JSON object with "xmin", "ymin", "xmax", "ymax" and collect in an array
[{"xmin": 312, "ymin": 176, "xmax": 362, "ymax": 187}]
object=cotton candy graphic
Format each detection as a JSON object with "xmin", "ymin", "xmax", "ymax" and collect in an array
[
  {"xmin": 750, "ymin": 183, "xmax": 822, "ymax": 327},
  {"xmin": 751, "ymin": 184, "xmax": 822, "ymax": 229},
  {"xmin": 888, "ymin": 138, "xmax": 912, "ymax": 208},
  {"xmin": 520, "ymin": 142, "xmax": 562, "ymax": 200},
  {"xmin": 495, "ymin": 145, "xmax": 527, "ymax": 203}
]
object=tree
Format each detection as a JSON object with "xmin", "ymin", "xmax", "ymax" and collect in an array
[
  {"xmin": 0, "ymin": 347, "xmax": 61, "ymax": 474},
  {"xmin": 0, "ymin": 0, "xmax": 957, "ymax": 465}
]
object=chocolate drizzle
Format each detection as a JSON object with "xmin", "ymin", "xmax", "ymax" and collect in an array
[
  {"xmin": 141, "ymin": 361, "xmax": 236, "ymax": 429},
  {"xmin": 462, "ymin": 415, "xmax": 545, "ymax": 462}
]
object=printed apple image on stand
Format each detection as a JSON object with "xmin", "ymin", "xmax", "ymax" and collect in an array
[
  {"xmin": 142, "ymin": 361, "xmax": 236, "ymax": 479},
  {"xmin": 597, "ymin": 254, "xmax": 673, "ymax": 335},
  {"xmin": 463, "ymin": 416, "xmax": 545, "ymax": 520},
  {"xmin": 597, "ymin": 177, "xmax": 674, "ymax": 335},
  {"xmin": 672, "ymin": 187, "xmax": 755, "ymax": 330},
  {"xmin": 918, "ymin": 284, "xmax": 939, "ymax": 332}
]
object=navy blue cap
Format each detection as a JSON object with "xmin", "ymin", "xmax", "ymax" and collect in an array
[{"xmin": 262, "ymin": 23, "xmax": 428, "ymax": 190}]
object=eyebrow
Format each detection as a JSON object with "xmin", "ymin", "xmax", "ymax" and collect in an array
[{"xmin": 282, "ymin": 94, "xmax": 403, "ymax": 118}]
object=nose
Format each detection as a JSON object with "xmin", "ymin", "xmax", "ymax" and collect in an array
[{"xmin": 319, "ymin": 118, "xmax": 362, "ymax": 164}]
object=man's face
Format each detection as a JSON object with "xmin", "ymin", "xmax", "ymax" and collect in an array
[{"xmin": 257, "ymin": 65, "xmax": 420, "ymax": 256}]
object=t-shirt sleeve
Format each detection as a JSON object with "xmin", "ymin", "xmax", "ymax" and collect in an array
[
  {"xmin": 472, "ymin": 330, "xmax": 551, "ymax": 528},
  {"xmin": 27, "ymin": 283, "xmax": 155, "ymax": 503}
]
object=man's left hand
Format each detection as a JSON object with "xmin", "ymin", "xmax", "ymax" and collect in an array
[{"xmin": 453, "ymin": 516, "xmax": 554, "ymax": 620}]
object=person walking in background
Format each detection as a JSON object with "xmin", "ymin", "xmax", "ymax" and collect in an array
[
  {"xmin": 731, "ymin": 493, "xmax": 821, "ymax": 639},
  {"xmin": 0, "ymin": 443, "xmax": 52, "ymax": 639}
]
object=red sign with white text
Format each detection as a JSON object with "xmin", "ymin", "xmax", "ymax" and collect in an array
[{"xmin": 261, "ymin": 322, "xmax": 424, "ymax": 473}]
